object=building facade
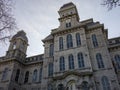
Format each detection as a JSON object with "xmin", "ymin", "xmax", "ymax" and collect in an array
[{"xmin": 0, "ymin": 2, "xmax": 120, "ymax": 90}]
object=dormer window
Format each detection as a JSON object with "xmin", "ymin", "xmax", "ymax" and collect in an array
[{"xmin": 66, "ymin": 19, "xmax": 71, "ymax": 28}]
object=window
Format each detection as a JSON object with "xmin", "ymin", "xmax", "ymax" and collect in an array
[
  {"xmin": 76, "ymin": 33, "xmax": 81, "ymax": 46},
  {"xmin": 67, "ymin": 81, "xmax": 76, "ymax": 90},
  {"xmin": 32, "ymin": 69, "xmax": 37, "ymax": 82},
  {"xmin": 78, "ymin": 53, "xmax": 84, "ymax": 68},
  {"xmin": 92, "ymin": 34, "xmax": 98, "ymax": 47},
  {"xmin": 66, "ymin": 19, "xmax": 71, "ymax": 28},
  {"xmin": 1, "ymin": 68, "xmax": 8, "ymax": 81},
  {"xmin": 13, "ymin": 88, "xmax": 16, "ymax": 90},
  {"xmin": 39, "ymin": 67, "xmax": 42, "ymax": 82},
  {"xmin": 49, "ymin": 44, "xmax": 54, "ymax": 57},
  {"xmin": 24, "ymin": 71, "xmax": 29, "ymax": 83},
  {"xmin": 67, "ymin": 34, "xmax": 73, "ymax": 48},
  {"xmin": 48, "ymin": 84, "xmax": 53, "ymax": 90},
  {"xmin": 114, "ymin": 55, "xmax": 120, "ymax": 69},
  {"xmin": 96, "ymin": 53, "xmax": 104, "ymax": 68},
  {"xmin": 58, "ymin": 84, "xmax": 64, "ymax": 90},
  {"xmin": 15, "ymin": 69, "xmax": 20, "ymax": 82},
  {"xmin": 68, "ymin": 54, "xmax": 74, "ymax": 69},
  {"xmin": 59, "ymin": 37, "xmax": 64, "ymax": 50},
  {"xmin": 82, "ymin": 81, "xmax": 89, "ymax": 90},
  {"xmin": 48, "ymin": 63, "xmax": 53, "ymax": 77},
  {"xmin": 59, "ymin": 56, "xmax": 65, "ymax": 71},
  {"xmin": 13, "ymin": 42, "xmax": 16, "ymax": 49},
  {"xmin": 101, "ymin": 76, "xmax": 111, "ymax": 90}
]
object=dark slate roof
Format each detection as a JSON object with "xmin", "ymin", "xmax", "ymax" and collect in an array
[
  {"xmin": 60, "ymin": 2, "xmax": 75, "ymax": 9},
  {"xmin": 25, "ymin": 54, "xmax": 44, "ymax": 64},
  {"xmin": 12, "ymin": 30, "xmax": 28, "ymax": 42},
  {"xmin": 42, "ymin": 34, "xmax": 53, "ymax": 42}
]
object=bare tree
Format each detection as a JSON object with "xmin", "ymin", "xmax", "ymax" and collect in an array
[
  {"xmin": 102, "ymin": 0, "xmax": 120, "ymax": 10},
  {"xmin": 0, "ymin": 0, "xmax": 16, "ymax": 43}
]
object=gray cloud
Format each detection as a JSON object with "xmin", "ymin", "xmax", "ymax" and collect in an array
[{"xmin": 0, "ymin": 0, "xmax": 120, "ymax": 57}]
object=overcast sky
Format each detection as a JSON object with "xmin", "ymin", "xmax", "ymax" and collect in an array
[{"xmin": 0, "ymin": 0, "xmax": 120, "ymax": 57}]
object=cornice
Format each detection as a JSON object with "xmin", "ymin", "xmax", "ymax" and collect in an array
[
  {"xmin": 109, "ymin": 45, "xmax": 120, "ymax": 52},
  {"xmin": 53, "ymin": 70, "xmax": 93, "ymax": 80}
]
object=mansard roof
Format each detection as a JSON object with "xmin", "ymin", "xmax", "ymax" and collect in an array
[
  {"xmin": 12, "ymin": 30, "xmax": 28, "ymax": 42},
  {"xmin": 25, "ymin": 54, "xmax": 44, "ymax": 64},
  {"xmin": 42, "ymin": 34, "xmax": 53, "ymax": 42},
  {"xmin": 108, "ymin": 37, "xmax": 120, "ymax": 48},
  {"xmin": 60, "ymin": 2, "xmax": 75, "ymax": 9}
]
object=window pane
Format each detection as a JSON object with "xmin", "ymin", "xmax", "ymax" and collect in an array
[
  {"xmin": 115, "ymin": 55, "xmax": 120, "ymax": 69},
  {"xmin": 49, "ymin": 44, "xmax": 54, "ymax": 57},
  {"xmin": 15, "ymin": 69, "xmax": 20, "ymax": 82},
  {"xmin": 78, "ymin": 53, "xmax": 84, "ymax": 68},
  {"xmin": 96, "ymin": 53, "xmax": 104, "ymax": 68},
  {"xmin": 76, "ymin": 33, "xmax": 81, "ymax": 46},
  {"xmin": 33, "ymin": 69, "xmax": 37, "ymax": 82},
  {"xmin": 58, "ymin": 84, "xmax": 64, "ymax": 90},
  {"xmin": 67, "ymin": 34, "xmax": 73, "ymax": 48},
  {"xmin": 48, "ymin": 63, "xmax": 53, "ymax": 77},
  {"xmin": 59, "ymin": 37, "xmax": 64, "ymax": 50},
  {"xmin": 59, "ymin": 56, "xmax": 65, "ymax": 71},
  {"xmin": 92, "ymin": 34, "xmax": 98, "ymax": 47},
  {"xmin": 48, "ymin": 84, "xmax": 53, "ymax": 90},
  {"xmin": 101, "ymin": 76, "xmax": 111, "ymax": 90},
  {"xmin": 69, "ymin": 55, "xmax": 74, "ymax": 69},
  {"xmin": 39, "ymin": 68, "xmax": 42, "ymax": 82},
  {"xmin": 24, "ymin": 71, "xmax": 29, "ymax": 83},
  {"xmin": 2, "ymin": 68, "xmax": 8, "ymax": 81}
]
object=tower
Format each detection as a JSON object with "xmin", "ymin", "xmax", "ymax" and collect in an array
[
  {"xmin": 58, "ymin": 2, "xmax": 80, "ymax": 29},
  {"xmin": 6, "ymin": 30, "xmax": 28, "ymax": 61}
]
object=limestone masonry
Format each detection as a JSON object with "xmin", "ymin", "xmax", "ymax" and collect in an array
[{"xmin": 0, "ymin": 2, "xmax": 120, "ymax": 90}]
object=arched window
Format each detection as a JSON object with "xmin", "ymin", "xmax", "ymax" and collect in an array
[
  {"xmin": 82, "ymin": 81, "xmax": 89, "ymax": 90},
  {"xmin": 59, "ymin": 37, "xmax": 64, "ymax": 50},
  {"xmin": 92, "ymin": 34, "xmax": 98, "ymax": 47},
  {"xmin": 49, "ymin": 44, "xmax": 54, "ymax": 57},
  {"xmin": 13, "ymin": 42, "xmax": 16, "ymax": 49},
  {"xmin": 58, "ymin": 84, "xmax": 64, "ymax": 90},
  {"xmin": 48, "ymin": 84, "xmax": 53, "ymax": 90},
  {"xmin": 101, "ymin": 76, "xmax": 111, "ymax": 90},
  {"xmin": 114, "ymin": 55, "xmax": 120, "ymax": 69},
  {"xmin": 68, "ymin": 54, "xmax": 74, "ymax": 69},
  {"xmin": 66, "ymin": 80, "xmax": 76, "ymax": 90},
  {"xmin": 78, "ymin": 53, "xmax": 84, "ymax": 68},
  {"xmin": 96, "ymin": 53, "xmax": 104, "ymax": 68},
  {"xmin": 24, "ymin": 71, "xmax": 29, "ymax": 83},
  {"xmin": 32, "ymin": 69, "xmax": 37, "ymax": 82},
  {"xmin": 76, "ymin": 33, "xmax": 81, "ymax": 46},
  {"xmin": 59, "ymin": 56, "xmax": 65, "ymax": 71},
  {"xmin": 2, "ymin": 68, "xmax": 8, "ymax": 81},
  {"xmin": 39, "ymin": 67, "xmax": 42, "ymax": 82},
  {"xmin": 48, "ymin": 63, "xmax": 53, "ymax": 77},
  {"xmin": 67, "ymin": 34, "xmax": 73, "ymax": 48},
  {"xmin": 15, "ymin": 69, "xmax": 20, "ymax": 82}
]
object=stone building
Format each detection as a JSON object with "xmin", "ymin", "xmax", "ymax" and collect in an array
[{"xmin": 0, "ymin": 2, "xmax": 120, "ymax": 90}]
